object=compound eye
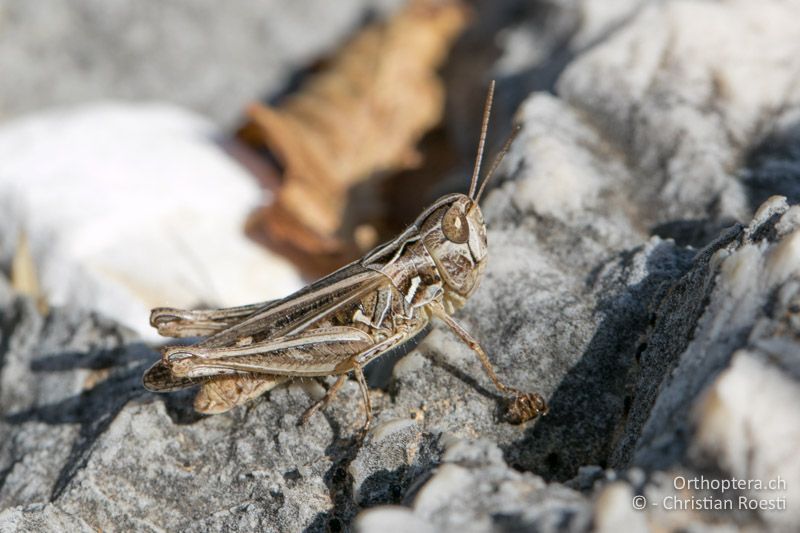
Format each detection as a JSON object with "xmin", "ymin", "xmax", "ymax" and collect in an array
[{"xmin": 442, "ymin": 204, "xmax": 469, "ymax": 244}]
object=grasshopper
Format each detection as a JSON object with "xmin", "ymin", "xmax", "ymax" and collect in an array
[{"xmin": 143, "ymin": 82, "xmax": 547, "ymax": 431}]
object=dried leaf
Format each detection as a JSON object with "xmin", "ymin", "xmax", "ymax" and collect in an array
[
  {"xmin": 11, "ymin": 231, "xmax": 49, "ymax": 314},
  {"xmin": 241, "ymin": 0, "xmax": 469, "ymax": 255}
]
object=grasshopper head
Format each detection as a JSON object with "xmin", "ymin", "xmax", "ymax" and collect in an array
[
  {"xmin": 420, "ymin": 194, "xmax": 488, "ymax": 301},
  {"xmin": 418, "ymin": 81, "xmax": 519, "ymax": 307}
]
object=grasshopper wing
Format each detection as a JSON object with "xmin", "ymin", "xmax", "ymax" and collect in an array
[
  {"xmin": 144, "ymin": 263, "xmax": 389, "ymax": 389},
  {"xmin": 197, "ymin": 263, "xmax": 388, "ymax": 349},
  {"xmin": 164, "ymin": 326, "xmax": 374, "ymax": 378},
  {"xmin": 150, "ymin": 301, "xmax": 278, "ymax": 338},
  {"xmin": 143, "ymin": 359, "xmax": 206, "ymax": 392}
]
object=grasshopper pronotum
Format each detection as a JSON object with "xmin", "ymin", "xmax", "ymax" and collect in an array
[{"xmin": 143, "ymin": 82, "xmax": 547, "ymax": 431}]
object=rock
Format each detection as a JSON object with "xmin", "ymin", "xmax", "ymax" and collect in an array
[
  {"xmin": 348, "ymin": 419, "xmax": 440, "ymax": 507},
  {"xmin": 355, "ymin": 439, "xmax": 592, "ymax": 533},
  {"xmin": 3, "ymin": 0, "xmax": 800, "ymax": 532},
  {"xmin": 368, "ymin": 193, "xmax": 799, "ymax": 532},
  {"xmin": 0, "ymin": 297, "xmax": 147, "ymax": 508},
  {"xmin": 592, "ymin": 482, "xmax": 649, "ymax": 533},
  {"xmin": 558, "ymin": 0, "xmax": 800, "ymax": 244},
  {"xmin": 0, "ymin": 503, "xmax": 93, "ymax": 532},
  {"xmin": 0, "ymin": 103, "xmax": 302, "ymax": 338},
  {"xmin": 0, "ymin": 0, "xmax": 404, "ymax": 126},
  {"xmin": 356, "ymin": 507, "xmax": 437, "ymax": 533}
]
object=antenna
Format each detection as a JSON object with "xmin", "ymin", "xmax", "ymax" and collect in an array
[
  {"xmin": 468, "ymin": 80, "xmax": 495, "ymax": 200},
  {"xmin": 474, "ymin": 124, "xmax": 521, "ymax": 203}
]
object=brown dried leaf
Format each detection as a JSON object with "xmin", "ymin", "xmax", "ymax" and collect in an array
[
  {"xmin": 241, "ymin": 0, "xmax": 469, "ymax": 255},
  {"xmin": 11, "ymin": 231, "xmax": 49, "ymax": 314}
]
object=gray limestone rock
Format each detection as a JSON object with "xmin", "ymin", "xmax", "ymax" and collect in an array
[
  {"xmin": 0, "ymin": 503, "xmax": 93, "ymax": 533},
  {"xmin": 357, "ymin": 439, "xmax": 592, "ymax": 533},
  {"xmin": 0, "ymin": 0, "xmax": 402, "ymax": 126},
  {"xmin": 361, "ymin": 197, "xmax": 800, "ymax": 532},
  {"xmin": 3, "ymin": 0, "xmax": 800, "ymax": 532}
]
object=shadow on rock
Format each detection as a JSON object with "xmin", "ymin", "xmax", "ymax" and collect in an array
[
  {"xmin": 651, "ymin": 217, "xmax": 738, "ymax": 249},
  {"xmin": 3, "ymin": 338, "xmax": 206, "ymax": 499},
  {"xmin": 303, "ymin": 435, "xmax": 362, "ymax": 533},
  {"xmin": 743, "ymin": 120, "xmax": 800, "ymax": 213},
  {"xmin": 5, "ymin": 347, "xmax": 149, "ymax": 500},
  {"xmin": 502, "ymin": 240, "xmax": 697, "ymax": 481},
  {"xmin": 305, "ymin": 424, "xmax": 440, "ymax": 533}
]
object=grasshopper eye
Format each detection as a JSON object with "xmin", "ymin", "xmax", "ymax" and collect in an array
[{"xmin": 442, "ymin": 204, "xmax": 469, "ymax": 244}]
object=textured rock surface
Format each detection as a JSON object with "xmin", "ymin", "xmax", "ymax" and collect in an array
[{"xmin": 3, "ymin": 0, "xmax": 800, "ymax": 532}]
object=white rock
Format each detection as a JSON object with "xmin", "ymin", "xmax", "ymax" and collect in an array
[
  {"xmin": 559, "ymin": 0, "xmax": 800, "ymax": 225},
  {"xmin": 692, "ymin": 351, "xmax": 800, "ymax": 529},
  {"xmin": 356, "ymin": 506, "xmax": 436, "ymax": 533},
  {"xmin": 0, "ymin": 103, "xmax": 302, "ymax": 337},
  {"xmin": 594, "ymin": 482, "xmax": 649, "ymax": 533}
]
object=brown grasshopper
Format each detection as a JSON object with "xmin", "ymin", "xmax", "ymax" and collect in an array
[{"xmin": 143, "ymin": 81, "xmax": 547, "ymax": 431}]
